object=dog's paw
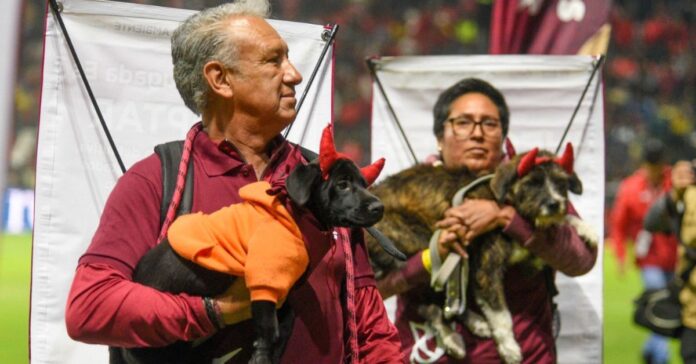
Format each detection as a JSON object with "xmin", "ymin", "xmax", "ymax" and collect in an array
[
  {"xmin": 565, "ymin": 215, "xmax": 599, "ymax": 248},
  {"xmin": 496, "ymin": 338, "xmax": 522, "ymax": 364},
  {"xmin": 249, "ymin": 351, "xmax": 274, "ymax": 364},
  {"xmin": 465, "ymin": 311, "xmax": 492, "ymax": 338},
  {"xmin": 442, "ymin": 331, "xmax": 466, "ymax": 359}
]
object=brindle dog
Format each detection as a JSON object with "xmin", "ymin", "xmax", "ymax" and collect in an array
[{"xmin": 367, "ymin": 145, "xmax": 597, "ymax": 364}]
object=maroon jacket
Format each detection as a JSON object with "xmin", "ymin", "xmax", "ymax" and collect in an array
[
  {"xmin": 65, "ymin": 131, "xmax": 404, "ymax": 363},
  {"xmin": 381, "ymin": 208, "xmax": 597, "ymax": 363}
]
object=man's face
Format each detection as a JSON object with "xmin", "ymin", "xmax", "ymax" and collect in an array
[
  {"xmin": 226, "ymin": 16, "xmax": 303, "ymax": 129},
  {"xmin": 438, "ymin": 92, "xmax": 503, "ymax": 173}
]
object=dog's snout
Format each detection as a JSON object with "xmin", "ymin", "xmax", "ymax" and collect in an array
[
  {"xmin": 367, "ymin": 201, "xmax": 384, "ymax": 218},
  {"xmin": 546, "ymin": 200, "xmax": 560, "ymax": 212}
]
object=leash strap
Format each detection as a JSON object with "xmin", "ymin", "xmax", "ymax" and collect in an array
[
  {"xmin": 335, "ymin": 228, "xmax": 359, "ymax": 364},
  {"xmin": 156, "ymin": 122, "xmax": 202, "ymax": 243},
  {"xmin": 428, "ymin": 174, "xmax": 494, "ymax": 318}
]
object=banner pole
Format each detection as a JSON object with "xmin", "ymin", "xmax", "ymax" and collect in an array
[
  {"xmin": 48, "ymin": 0, "xmax": 126, "ymax": 173},
  {"xmin": 284, "ymin": 24, "xmax": 339, "ymax": 142},
  {"xmin": 366, "ymin": 58, "xmax": 419, "ymax": 165},
  {"xmin": 555, "ymin": 55, "xmax": 605, "ymax": 154}
]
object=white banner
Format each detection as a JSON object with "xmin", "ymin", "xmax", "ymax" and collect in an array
[
  {"xmin": 0, "ymin": 0, "xmax": 23, "ymax": 229},
  {"xmin": 371, "ymin": 55, "xmax": 604, "ymax": 363},
  {"xmin": 32, "ymin": 1, "xmax": 333, "ymax": 363}
]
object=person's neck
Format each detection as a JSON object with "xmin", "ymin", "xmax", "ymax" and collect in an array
[{"xmin": 203, "ymin": 113, "xmax": 277, "ymax": 179}]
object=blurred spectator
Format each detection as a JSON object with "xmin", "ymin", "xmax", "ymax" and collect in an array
[
  {"xmin": 609, "ymin": 139, "xmax": 678, "ymax": 364},
  {"xmin": 644, "ymin": 159, "xmax": 696, "ymax": 363}
]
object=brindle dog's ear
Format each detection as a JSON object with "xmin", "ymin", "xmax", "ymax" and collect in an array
[
  {"xmin": 286, "ymin": 163, "xmax": 322, "ymax": 206},
  {"xmin": 568, "ymin": 171, "xmax": 583, "ymax": 195},
  {"xmin": 490, "ymin": 161, "xmax": 518, "ymax": 204}
]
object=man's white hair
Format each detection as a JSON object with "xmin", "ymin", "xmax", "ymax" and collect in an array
[{"xmin": 171, "ymin": 0, "xmax": 271, "ymax": 115}]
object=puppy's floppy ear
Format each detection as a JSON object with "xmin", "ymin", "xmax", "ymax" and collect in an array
[
  {"xmin": 568, "ymin": 171, "xmax": 583, "ymax": 195},
  {"xmin": 286, "ymin": 163, "xmax": 321, "ymax": 206},
  {"xmin": 491, "ymin": 161, "xmax": 518, "ymax": 204}
]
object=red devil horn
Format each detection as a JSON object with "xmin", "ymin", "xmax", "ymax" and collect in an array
[
  {"xmin": 517, "ymin": 148, "xmax": 539, "ymax": 177},
  {"xmin": 558, "ymin": 142, "xmax": 574, "ymax": 174},
  {"xmin": 319, "ymin": 124, "xmax": 338, "ymax": 179},
  {"xmin": 504, "ymin": 137, "xmax": 516, "ymax": 158},
  {"xmin": 361, "ymin": 158, "xmax": 385, "ymax": 186}
]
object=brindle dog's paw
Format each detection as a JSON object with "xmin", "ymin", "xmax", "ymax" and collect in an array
[
  {"xmin": 565, "ymin": 215, "xmax": 599, "ymax": 248},
  {"xmin": 497, "ymin": 337, "xmax": 522, "ymax": 364},
  {"xmin": 465, "ymin": 311, "xmax": 492, "ymax": 338}
]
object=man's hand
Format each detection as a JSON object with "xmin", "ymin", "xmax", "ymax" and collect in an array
[
  {"xmin": 434, "ymin": 199, "xmax": 516, "ymax": 259},
  {"xmin": 214, "ymin": 277, "xmax": 252, "ymax": 326}
]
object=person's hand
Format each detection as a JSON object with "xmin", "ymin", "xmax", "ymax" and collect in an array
[
  {"xmin": 435, "ymin": 199, "xmax": 515, "ymax": 244},
  {"xmin": 671, "ymin": 160, "xmax": 695, "ymax": 201},
  {"xmin": 435, "ymin": 226, "xmax": 468, "ymax": 260},
  {"xmin": 214, "ymin": 277, "xmax": 252, "ymax": 326}
]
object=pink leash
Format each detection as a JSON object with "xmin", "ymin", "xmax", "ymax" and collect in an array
[
  {"xmin": 156, "ymin": 122, "xmax": 202, "ymax": 243},
  {"xmin": 336, "ymin": 229, "xmax": 359, "ymax": 364}
]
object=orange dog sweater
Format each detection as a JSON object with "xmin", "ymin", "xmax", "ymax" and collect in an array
[{"xmin": 167, "ymin": 181, "xmax": 308, "ymax": 303}]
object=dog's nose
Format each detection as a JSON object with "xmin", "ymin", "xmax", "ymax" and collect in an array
[
  {"xmin": 546, "ymin": 200, "xmax": 561, "ymax": 213},
  {"xmin": 367, "ymin": 201, "xmax": 384, "ymax": 218}
]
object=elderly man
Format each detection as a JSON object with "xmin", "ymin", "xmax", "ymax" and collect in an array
[{"xmin": 64, "ymin": 1, "xmax": 403, "ymax": 363}]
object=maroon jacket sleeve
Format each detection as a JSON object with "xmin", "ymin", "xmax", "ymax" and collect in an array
[
  {"xmin": 64, "ymin": 156, "xmax": 217, "ymax": 347},
  {"xmin": 503, "ymin": 204, "xmax": 598, "ymax": 276},
  {"xmin": 377, "ymin": 204, "xmax": 597, "ymax": 300},
  {"xmin": 353, "ymin": 231, "xmax": 406, "ymax": 363},
  {"xmin": 65, "ymin": 263, "xmax": 216, "ymax": 347}
]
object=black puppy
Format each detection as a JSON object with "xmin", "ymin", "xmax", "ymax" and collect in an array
[{"xmin": 113, "ymin": 126, "xmax": 403, "ymax": 364}]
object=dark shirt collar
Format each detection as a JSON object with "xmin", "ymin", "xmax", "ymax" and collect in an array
[{"xmin": 194, "ymin": 131, "xmax": 298, "ymax": 178}]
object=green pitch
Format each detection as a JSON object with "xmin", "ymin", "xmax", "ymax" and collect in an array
[
  {"xmin": 0, "ymin": 234, "xmax": 31, "ymax": 364},
  {"xmin": 0, "ymin": 235, "xmax": 683, "ymax": 363},
  {"xmin": 603, "ymin": 248, "xmax": 681, "ymax": 363}
]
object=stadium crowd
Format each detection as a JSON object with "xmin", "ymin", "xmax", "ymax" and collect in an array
[{"xmin": 7, "ymin": 0, "xmax": 696, "ymax": 209}]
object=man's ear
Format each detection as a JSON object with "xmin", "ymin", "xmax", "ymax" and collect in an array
[
  {"xmin": 286, "ymin": 163, "xmax": 322, "ymax": 206},
  {"xmin": 490, "ymin": 161, "xmax": 518, "ymax": 204},
  {"xmin": 203, "ymin": 61, "xmax": 234, "ymax": 99},
  {"xmin": 568, "ymin": 172, "xmax": 583, "ymax": 195}
]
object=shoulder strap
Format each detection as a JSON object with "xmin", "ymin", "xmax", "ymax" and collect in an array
[
  {"xmin": 155, "ymin": 140, "xmax": 194, "ymax": 228},
  {"xmin": 155, "ymin": 141, "xmax": 308, "ymax": 228},
  {"xmin": 297, "ymin": 145, "xmax": 318, "ymax": 162}
]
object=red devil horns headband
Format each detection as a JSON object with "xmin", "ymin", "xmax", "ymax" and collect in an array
[
  {"xmin": 360, "ymin": 158, "xmax": 385, "ymax": 185},
  {"xmin": 516, "ymin": 143, "xmax": 574, "ymax": 177},
  {"xmin": 318, "ymin": 124, "xmax": 386, "ymax": 185}
]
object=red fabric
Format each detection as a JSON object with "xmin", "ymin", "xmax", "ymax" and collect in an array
[
  {"xmin": 65, "ymin": 131, "xmax": 403, "ymax": 363},
  {"xmin": 610, "ymin": 167, "xmax": 678, "ymax": 270},
  {"xmin": 391, "ymin": 207, "xmax": 597, "ymax": 363},
  {"xmin": 489, "ymin": 0, "xmax": 611, "ymax": 55}
]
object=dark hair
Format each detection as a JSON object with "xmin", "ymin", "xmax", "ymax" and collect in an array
[
  {"xmin": 642, "ymin": 138, "xmax": 665, "ymax": 164},
  {"xmin": 432, "ymin": 78, "xmax": 509, "ymax": 138}
]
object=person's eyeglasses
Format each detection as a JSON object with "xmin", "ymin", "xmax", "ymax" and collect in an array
[{"xmin": 446, "ymin": 115, "xmax": 501, "ymax": 137}]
